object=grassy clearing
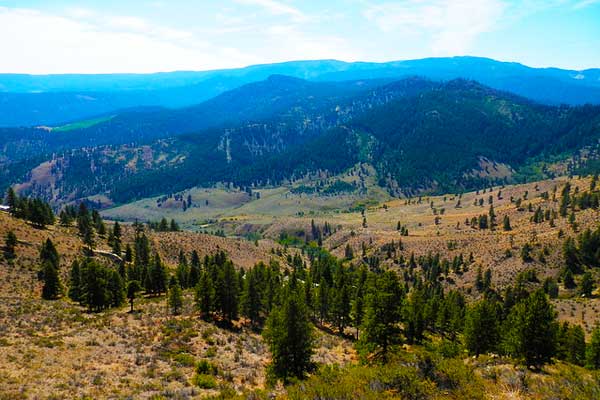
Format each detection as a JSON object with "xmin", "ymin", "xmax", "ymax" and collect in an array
[{"xmin": 53, "ymin": 115, "xmax": 115, "ymax": 132}]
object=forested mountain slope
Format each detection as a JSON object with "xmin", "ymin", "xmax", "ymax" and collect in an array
[{"xmin": 4, "ymin": 77, "xmax": 600, "ymax": 207}]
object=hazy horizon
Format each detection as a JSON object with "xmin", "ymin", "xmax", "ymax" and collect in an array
[{"xmin": 1, "ymin": 1, "xmax": 599, "ymax": 74}]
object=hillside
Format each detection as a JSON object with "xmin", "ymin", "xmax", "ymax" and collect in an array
[
  {"xmin": 10, "ymin": 77, "xmax": 599, "ymax": 208},
  {"xmin": 3, "ymin": 173, "xmax": 600, "ymax": 398}
]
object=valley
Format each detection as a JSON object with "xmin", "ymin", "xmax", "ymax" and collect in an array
[{"xmin": 2, "ymin": 54, "xmax": 600, "ymax": 400}]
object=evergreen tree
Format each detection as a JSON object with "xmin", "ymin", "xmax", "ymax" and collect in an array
[
  {"xmin": 196, "ymin": 271, "xmax": 215, "ymax": 318},
  {"xmin": 40, "ymin": 238, "xmax": 60, "ymax": 269},
  {"xmin": 263, "ymin": 286, "xmax": 314, "ymax": 381},
  {"xmin": 5, "ymin": 187, "xmax": 17, "ymax": 212},
  {"xmin": 67, "ymin": 260, "xmax": 82, "ymax": 302},
  {"xmin": 344, "ymin": 243, "xmax": 354, "ymax": 260},
  {"xmin": 580, "ymin": 272, "xmax": 595, "ymax": 297},
  {"xmin": 586, "ymin": 325, "xmax": 600, "ymax": 369},
  {"xmin": 41, "ymin": 260, "xmax": 61, "ymax": 300},
  {"xmin": 521, "ymin": 243, "xmax": 533, "ymax": 263},
  {"xmin": 189, "ymin": 250, "xmax": 201, "ymax": 287},
  {"xmin": 464, "ymin": 298, "xmax": 500, "ymax": 356},
  {"xmin": 4, "ymin": 230, "xmax": 17, "ymax": 259},
  {"xmin": 218, "ymin": 261, "xmax": 238, "ymax": 323},
  {"xmin": 127, "ymin": 280, "xmax": 142, "ymax": 312},
  {"xmin": 111, "ymin": 221, "xmax": 122, "ymax": 255},
  {"xmin": 351, "ymin": 267, "xmax": 367, "ymax": 339},
  {"xmin": 317, "ymin": 277, "xmax": 329, "ymax": 324},
  {"xmin": 566, "ymin": 324, "xmax": 586, "ymax": 366},
  {"xmin": 148, "ymin": 253, "xmax": 168, "ymax": 296},
  {"xmin": 404, "ymin": 287, "xmax": 426, "ymax": 344},
  {"xmin": 168, "ymin": 276, "xmax": 184, "ymax": 315},
  {"xmin": 503, "ymin": 290, "xmax": 558, "ymax": 369},
  {"xmin": 331, "ymin": 265, "xmax": 351, "ymax": 334},
  {"xmin": 241, "ymin": 268, "xmax": 262, "ymax": 326},
  {"xmin": 360, "ymin": 271, "xmax": 402, "ymax": 361},
  {"xmin": 503, "ymin": 215, "xmax": 512, "ymax": 231}
]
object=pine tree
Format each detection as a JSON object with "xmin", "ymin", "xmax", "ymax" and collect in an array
[
  {"xmin": 586, "ymin": 325, "xmax": 600, "ymax": 369},
  {"xmin": 67, "ymin": 260, "xmax": 82, "ymax": 302},
  {"xmin": 111, "ymin": 221, "xmax": 122, "ymax": 255},
  {"xmin": 4, "ymin": 230, "xmax": 17, "ymax": 259},
  {"xmin": 40, "ymin": 238, "xmax": 60, "ymax": 269},
  {"xmin": 127, "ymin": 280, "xmax": 142, "ymax": 312},
  {"xmin": 580, "ymin": 272, "xmax": 595, "ymax": 297},
  {"xmin": 241, "ymin": 268, "xmax": 262, "ymax": 326},
  {"xmin": 107, "ymin": 268, "xmax": 125, "ymax": 307},
  {"xmin": 263, "ymin": 286, "xmax": 314, "ymax": 381},
  {"xmin": 464, "ymin": 298, "xmax": 500, "ymax": 356},
  {"xmin": 521, "ymin": 243, "xmax": 533, "ymax": 263},
  {"xmin": 503, "ymin": 290, "xmax": 558, "ymax": 369},
  {"xmin": 218, "ymin": 261, "xmax": 238, "ymax": 323},
  {"xmin": 168, "ymin": 276, "xmax": 184, "ymax": 315},
  {"xmin": 344, "ymin": 243, "xmax": 354, "ymax": 260},
  {"xmin": 566, "ymin": 324, "xmax": 586, "ymax": 366},
  {"xmin": 503, "ymin": 215, "xmax": 512, "ymax": 231},
  {"xmin": 5, "ymin": 187, "xmax": 17, "ymax": 212},
  {"xmin": 317, "ymin": 277, "xmax": 329, "ymax": 324},
  {"xmin": 148, "ymin": 253, "xmax": 168, "ymax": 296},
  {"xmin": 331, "ymin": 266, "xmax": 351, "ymax": 334},
  {"xmin": 360, "ymin": 271, "xmax": 402, "ymax": 361},
  {"xmin": 189, "ymin": 250, "xmax": 201, "ymax": 287},
  {"xmin": 351, "ymin": 267, "xmax": 367, "ymax": 339},
  {"xmin": 41, "ymin": 260, "xmax": 62, "ymax": 300},
  {"xmin": 196, "ymin": 271, "xmax": 215, "ymax": 318}
]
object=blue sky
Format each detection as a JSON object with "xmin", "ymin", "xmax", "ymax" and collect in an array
[{"xmin": 0, "ymin": 0, "xmax": 599, "ymax": 73}]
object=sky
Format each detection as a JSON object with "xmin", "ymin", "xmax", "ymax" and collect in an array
[{"xmin": 0, "ymin": 0, "xmax": 599, "ymax": 74}]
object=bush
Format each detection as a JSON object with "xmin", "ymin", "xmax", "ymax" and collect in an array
[
  {"xmin": 172, "ymin": 352, "xmax": 196, "ymax": 367},
  {"xmin": 196, "ymin": 359, "xmax": 218, "ymax": 375},
  {"xmin": 192, "ymin": 373, "xmax": 217, "ymax": 389}
]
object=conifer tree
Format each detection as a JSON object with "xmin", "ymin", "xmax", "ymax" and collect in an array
[
  {"xmin": 127, "ymin": 280, "xmax": 142, "ymax": 313},
  {"xmin": 331, "ymin": 266, "xmax": 351, "ymax": 334},
  {"xmin": 464, "ymin": 298, "xmax": 500, "ymax": 356},
  {"xmin": 566, "ymin": 324, "xmax": 586, "ymax": 366},
  {"xmin": 196, "ymin": 271, "xmax": 215, "ymax": 318},
  {"xmin": 41, "ymin": 260, "xmax": 62, "ymax": 300},
  {"xmin": 351, "ymin": 267, "xmax": 367, "ymax": 339},
  {"xmin": 111, "ymin": 221, "xmax": 122, "ymax": 255},
  {"xmin": 189, "ymin": 250, "xmax": 201, "ymax": 287},
  {"xmin": 503, "ymin": 290, "xmax": 558, "ymax": 369},
  {"xmin": 263, "ymin": 286, "xmax": 314, "ymax": 381},
  {"xmin": 40, "ymin": 238, "xmax": 60, "ymax": 269},
  {"xmin": 168, "ymin": 276, "xmax": 184, "ymax": 315},
  {"xmin": 67, "ymin": 260, "xmax": 82, "ymax": 302},
  {"xmin": 503, "ymin": 215, "xmax": 512, "ymax": 231},
  {"xmin": 580, "ymin": 272, "xmax": 595, "ymax": 297},
  {"xmin": 586, "ymin": 325, "xmax": 600, "ymax": 369},
  {"xmin": 4, "ymin": 230, "xmax": 17, "ymax": 259},
  {"xmin": 360, "ymin": 271, "xmax": 402, "ymax": 361},
  {"xmin": 241, "ymin": 268, "xmax": 262, "ymax": 326},
  {"xmin": 218, "ymin": 261, "xmax": 238, "ymax": 323}
]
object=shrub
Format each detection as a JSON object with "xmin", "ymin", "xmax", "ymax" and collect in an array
[{"xmin": 192, "ymin": 373, "xmax": 217, "ymax": 389}]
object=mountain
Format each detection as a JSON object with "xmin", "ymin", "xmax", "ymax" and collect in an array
[
  {"xmin": 6, "ymin": 76, "xmax": 600, "ymax": 207},
  {"xmin": 1, "ymin": 56, "xmax": 600, "ymax": 127}
]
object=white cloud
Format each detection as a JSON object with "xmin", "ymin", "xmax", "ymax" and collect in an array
[
  {"xmin": 364, "ymin": 0, "xmax": 506, "ymax": 55},
  {"xmin": 233, "ymin": 0, "xmax": 307, "ymax": 21},
  {"xmin": 0, "ymin": 6, "xmax": 250, "ymax": 73},
  {"xmin": 573, "ymin": 0, "xmax": 600, "ymax": 8}
]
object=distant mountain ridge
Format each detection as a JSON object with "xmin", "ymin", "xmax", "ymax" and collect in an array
[
  {"xmin": 4, "ymin": 76, "xmax": 599, "ymax": 206},
  {"xmin": 1, "ymin": 56, "xmax": 600, "ymax": 127}
]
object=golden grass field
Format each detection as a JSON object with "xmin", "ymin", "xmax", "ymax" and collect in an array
[{"xmin": 2, "ymin": 172, "xmax": 600, "ymax": 398}]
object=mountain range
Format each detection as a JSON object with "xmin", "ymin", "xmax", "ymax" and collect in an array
[
  {"xmin": 2, "ymin": 68, "xmax": 600, "ymax": 208},
  {"xmin": 2, "ymin": 56, "xmax": 600, "ymax": 127}
]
